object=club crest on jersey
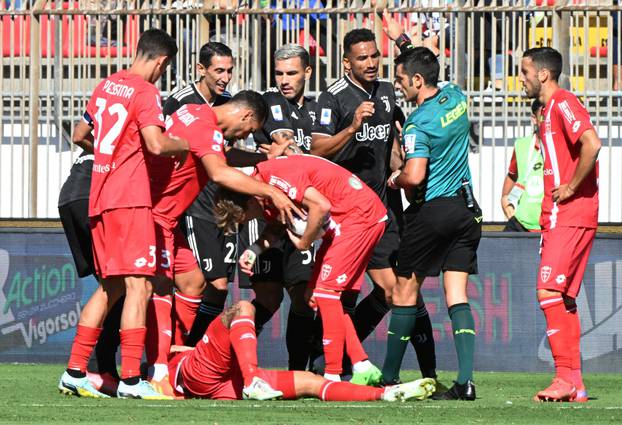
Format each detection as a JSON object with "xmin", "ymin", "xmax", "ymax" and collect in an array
[
  {"xmin": 348, "ymin": 175, "xmax": 363, "ymax": 190},
  {"xmin": 540, "ymin": 266, "xmax": 552, "ymax": 283},
  {"xmin": 321, "ymin": 264, "xmax": 332, "ymax": 281},
  {"xmin": 309, "ymin": 111, "xmax": 317, "ymax": 125},
  {"xmin": 381, "ymin": 95, "xmax": 391, "ymax": 112},
  {"xmin": 320, "ymin": 108, "xmax": 332, "ymax": 125},
  {"xmin": 271, "ymin": 105, "xmax": 284, "ymax": 121}
]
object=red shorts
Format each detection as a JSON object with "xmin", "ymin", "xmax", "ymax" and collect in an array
[
  {"xmin": 169, "ymin": 318, "xmax": 296, "ymax": 400},
  {"xmin": 310, "ymin": 220, "xmax": 385, "ymax": 292},
  {"xmin": 154, "ymin": 222, "xmax": 198, "ymax": 279},
  {"xmin": 537, "ymin": 226, "xmax": 596, "ymax": 298},
  {"xmin": 90, "ymin": 207, "xmax": 156, "ymax": 278}
]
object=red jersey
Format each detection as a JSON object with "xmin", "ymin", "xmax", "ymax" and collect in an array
[
  {"xmin": 539, "ymin": 89, "xmax": 598, "ymax": 230},
  {"xmin": 150, "ymin": 104, "xmax": 225, "ymax": 229},
  {"xmin": 86, "ymin": 70, "xmax": 165, "ymax": 216},
  {"xmin": 255, "ymin": 155, "xmax": 387, "ymax": 232}
]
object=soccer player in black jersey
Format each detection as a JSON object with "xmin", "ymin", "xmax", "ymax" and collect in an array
[
  {"xmin": 311, "ymin": 29, "xmax": 438, "ymax": 382},
  {"xmin": 242, "ymin": 44, "xmax": 318, "ymax": 370},
  {"xmin": 58, "ymin": 150, "xmax": 122, "ymax": 396}
]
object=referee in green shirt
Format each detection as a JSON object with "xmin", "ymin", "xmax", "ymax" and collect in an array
[{"xmin": 382, "ymin": 46, "xmax": 482, "ymax": 400}]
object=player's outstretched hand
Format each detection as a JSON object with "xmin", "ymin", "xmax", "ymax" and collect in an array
[
  {"xmin": 387, "ymin": 170, "xmax": 401, "ymax": 189},
  {"xmin": 286, "ymin": 228, "xmax": 308, "ymax": 251},
  {"xmin": 552, "ymin": 184, "xmax": 575, "ymax": 203},
  {"xmin": 382, "ymin": 9, "xmax": 404, "ymax": 41},
  {"xmin": 239, "ymin": 249, "xmax": 257, "ymax": 276},
  {"xmin": 350, "ymin": 101, "xmax": 375, "ymax": 132},
  {"xmin": 270, "ymin": 189, "xmax": 304, "ymax": 224}
]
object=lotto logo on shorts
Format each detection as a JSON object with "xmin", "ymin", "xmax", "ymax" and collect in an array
[
  {"xmin": 555, "ymin": 274, "xmax": 566, "ymax": 285},
  {"xmin": 540, "ymin": 266, "xmax": 552, "ymax": 283},
  {"xmin": 336, "ymin": 274, "xmax": 347, "ymax": 284},
  {"xmin": 134, "ymin": 257, "xmax": 147, "ymax": 268},
  {"xmin": 321, "ymin": 264, "xmax": 332, "ymax": 281}
]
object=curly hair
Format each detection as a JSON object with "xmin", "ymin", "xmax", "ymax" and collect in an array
[{"xmin": 213, "ymin": 188, "xmax": 251, "ymax": 235}]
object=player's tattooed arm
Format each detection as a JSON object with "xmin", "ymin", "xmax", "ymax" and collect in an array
[
  {"xmin": 271, "ymin": 130, "xmax": 303, "ymax": 155},
  {"xmin": 221, "ymin": 303, "xmax": 243, "ymax": 328}
]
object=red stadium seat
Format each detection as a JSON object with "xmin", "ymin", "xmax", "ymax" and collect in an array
[
  {"xmin": 590, "ymin": 46, "xmax": 608, "ymax": 57},
  {"xmin": 2, "ymin": 2, "xmax": 138, "ymax": 58}
]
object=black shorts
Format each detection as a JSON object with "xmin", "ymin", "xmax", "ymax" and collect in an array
[
  {"xmin": 59, "ymin": 199, "xmax": 95, "ymax": 278},
  {"xmin": 180, "ymin": 214, "xmax": 237, "ymax": 282},
  {"xmin": 240, "ymin": 217, "xmax": 314, "ymax": 287},
  {"xmin": 367, "ymin": 209, "xmax": 400, "ymax": 270},
  {"xmin": 397, "ymin": 196, "xmax": 482, "ymax": 278}
]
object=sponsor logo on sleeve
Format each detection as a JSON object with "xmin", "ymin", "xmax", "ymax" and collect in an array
[
  {"xmin": 558, "ymin": 100, "xmax": 577, "ymax": 125},
  {"xmin": 320, "ymin": 108, "xmax": 332, "ymax": 125},
  {"xmin": 271, "ymin": 105, "xmax": 284, "ymax": 121},
  {"xmin": 404, "ymin": 133, "xmax": 416, "ymax": 154},
  {"xmin": 348, "ymin": 175, "xmax": 363, "ymax": 190},
  {"xmin": 572, "ymin": 121, "xmax": 581, "ymax": 133}
]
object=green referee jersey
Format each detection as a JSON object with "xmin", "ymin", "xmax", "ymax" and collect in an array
[{"xmin": 402, "ymin": 82, "xmax": 472, "ymax": 201}]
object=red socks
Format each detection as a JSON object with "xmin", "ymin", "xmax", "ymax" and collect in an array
[
  {"xmin": 173, "ymin": 291, "xmax": 201, "ymax": 345},
  {"xmin": 145, "ymin": 294, "xmax": 173, "ymax": 366},
  {"xmin": 343, "ymin": 313, "xmax": 367, "ymax": 365},
  {"xmin": 67, "ymin": 325, "xmax": 102, "ymax": 372},
  {"xmin": 120, "ymin": 327, "xmax": 147, "ymax": 379},
  {"xmin": 539, "ymin": 296, "xmax": 573, "ymax": 382},
  {"xmin": 229, "ymin": 316, "xmax": 258, "ymax": 386},
  {"xmin": 319, "ymin": 380, "xmax": 384, "ymax": 401},
  {"xmin": 314, "ymin": 289, "xmax": 347, "ymax": 375}
]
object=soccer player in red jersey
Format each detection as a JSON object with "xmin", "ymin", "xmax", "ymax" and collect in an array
[
  {"xmin": 215, "ymin": 155, "xmax": 388, "ymax": 385},
  {"xmin": 167, "ymin": 300, "xmax": 435, "ymax": 401},
  {"xmin": 143, "ymin": 93, "xmax": 297, "ymax": 393},
  {"xmin": 519, "ymin": 47, "xmax": 601, "ymax": 402},
  {"xmin": 59, "ymin": 29, "xmax": 194, "ymax": 399}
]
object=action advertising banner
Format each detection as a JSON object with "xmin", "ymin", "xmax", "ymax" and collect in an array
[{"xmin": 1, "ymin": 230, "xmax": 621, "ymax": 373}]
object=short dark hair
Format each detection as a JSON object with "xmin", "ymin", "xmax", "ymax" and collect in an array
[
  {"xmin": 229, "ymin": 90, "xmax": 268, "ymax": 124},
  {"xmin": 531, "ymin": 98, "xmax": 543, "ymax": 115},
  {"xmin": 343, "ymin": 29, "xmax": 376, "ymax": 56},
  {"xmin": 199, "ymin": 42, "xmax": 233, "ymax": 67},
  {"xmin": 136, "ymin": 29, "xmax": 177, "ymax": 60},
  {"xmin": 523, "ymin": 47, "xmax": 562, "ymax": 81},
  {"xmin": 395, "ymin": 47, "xmax": 439, "ymax": 87}
]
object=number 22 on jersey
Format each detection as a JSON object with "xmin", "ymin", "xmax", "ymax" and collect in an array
[{"xmin": 93, "ymin": 97, "xmax": 129, "ymax": 155}]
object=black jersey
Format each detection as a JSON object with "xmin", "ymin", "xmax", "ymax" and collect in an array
[
  {"xmin": 253, "ymin": 88, "xmax": 317, "ymax": 153},
  {"xmin": 163, "ymin": 82, "xmax": 231, "ymax": 221},
  {"xmin": 58, "ymin": 152, "xmax": 94, "ymax": 207},
  {"xmin": 312, "ymin": 75, "xmax": 398, "ymax": 204},
  {"xmin": 162, "ymin": 81, "xmax": 231, "ymax": 118}
]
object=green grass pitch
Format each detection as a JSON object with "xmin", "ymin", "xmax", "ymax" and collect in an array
[{"xmin": 0, "ymin": 364, "xmax": 621, "ymax": 424}]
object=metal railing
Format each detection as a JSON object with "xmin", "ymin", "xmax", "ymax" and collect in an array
[{"xmin": 0, "ymin": 0, "xmax": 620, "ymax": 222}]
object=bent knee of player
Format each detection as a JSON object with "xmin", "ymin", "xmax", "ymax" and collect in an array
[
  {"xmin": 209, "ymin": 277, "xmax": 229, "ymax": 292},
  {"xmin": 391, "ymin": 275, "xmax": 419, "ymax": 305},
  {"xmin": 175, "ymin": 267, "xmax": 206, "ymax": 296},
  {"xmin": 236, "ymin": 300, "xmax": 256, "ymax": 318},
  {"xmin": 293, "ymin": 371, "xmax": 325, "ymax": 398},
  {"xmin": 124, "ymin": 275, "xmax": 152, "ymax": 298}
]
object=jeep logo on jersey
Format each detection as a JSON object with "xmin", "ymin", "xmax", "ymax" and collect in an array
[
  {"xmin": 321, "ymin": 264, "xmax": 332, "ymax": 281},
  {"xmin": 355, "ymin": 123, "xmax": 391, "ymax": 143},
  {"xmin": 295, "ymin": 128, "xmax": 312, "ymax": 151},
  {"xmin": 540, "ymin": 266, "xmax": 552, "ymax": 283},
  {"xmin": 271, "ymin": 105, "xmax": 284, "ymax": 121}
]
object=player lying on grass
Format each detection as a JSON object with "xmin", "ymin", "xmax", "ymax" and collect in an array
[
  {"xmin": 168, "ymin": 300, "xmax": 435, "ymax": 401},
  {"xmin": 214, "ymin": 155, "xmax": 389, "ymax": 385}
]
